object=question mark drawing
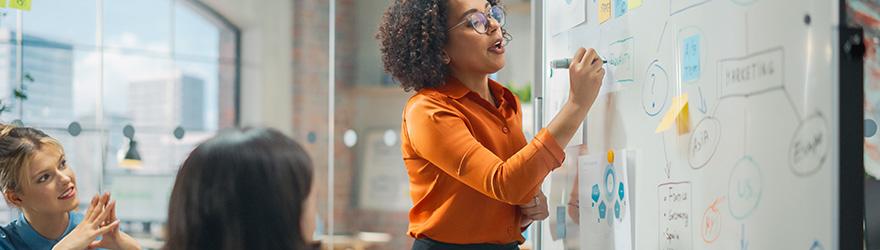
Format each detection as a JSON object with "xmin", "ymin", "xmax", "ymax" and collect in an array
[{"xmin": 650, "ymin": 73, "xmax": 657, "ymax": 108}]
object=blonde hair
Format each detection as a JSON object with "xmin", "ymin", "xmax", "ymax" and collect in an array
[{"xmin": 0, "ymin": 124, "xmax": 63, "ymax": 195}]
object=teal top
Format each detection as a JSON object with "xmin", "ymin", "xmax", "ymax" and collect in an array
[{"xmin": 0, "ymin": 211, "xmax": 84, "ymax": 250}]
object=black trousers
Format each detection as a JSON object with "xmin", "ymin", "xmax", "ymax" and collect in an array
[{"xmin": 412, "ymin": 237, "xmax": 520, "ymax": 250}]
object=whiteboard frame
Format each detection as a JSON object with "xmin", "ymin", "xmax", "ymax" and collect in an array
[{"xmin": 838, "ymin": 0, "xmax": 866, "ymax": 247}]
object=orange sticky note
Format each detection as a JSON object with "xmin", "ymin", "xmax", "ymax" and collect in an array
[
  {"xmin": 9, "ymin": 0, "xmax": 30, "ymax": 11},
  {"xmin": 598, "ymin": 0, "xmax": 612, "ymax": 23},
  {"xmin": 655, "ymin": 93, "xmax": 689, "ymax": 133}
]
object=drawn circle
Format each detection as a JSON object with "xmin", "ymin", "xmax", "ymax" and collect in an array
[
  {"xmin": 642, "ymin": 60, "xmax": 669, "ymax": 117},
  {"xmin": 701, "ymin": 204, "xmax": 722, "ymax": 243},
  {"xmin": 689, "ymin": 117, "xmax": 722, "ymax": 169},
  {"xmin": 604, "ymin": 166, "xmax": 616, "ymax": 202},
  {"xmin": 866, "ymin": 119, "xmax": 877, "ymax": 137},
  {"xmin": 67, "ymin": 122, "xmax": 82, "ymax": 137},
  {"xmin": 727, "ymin": 157, "xmax": 763, "ymax": 220},
  {"xmin": 788, "ymin": 114, "xmax": 828, "ymax": 176}
]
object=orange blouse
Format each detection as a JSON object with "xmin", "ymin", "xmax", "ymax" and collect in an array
[{"xmin": 400, "ymin": 77, "xmax": 565, "ymax": 244}]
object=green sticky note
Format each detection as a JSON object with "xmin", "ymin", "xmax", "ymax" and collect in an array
[
  {"xmin": 9, "ymin": 0, "xmax": 31, "ymax": 11},
  {"xmin": 0, "ymin": 0, "xmax": 6, "ymax": 8}
]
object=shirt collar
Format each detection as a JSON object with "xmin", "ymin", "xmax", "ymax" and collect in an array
[
  {"xmin": 436, "ymin": 77, "xmax": 471, "ymax": 99},
  {"xmin": 436, "ymin": 77, "xmax": 517, "ymax": 109},
  {"xmin": 15, "ymin": 211, "xmax": 78, "ymax": 249}
]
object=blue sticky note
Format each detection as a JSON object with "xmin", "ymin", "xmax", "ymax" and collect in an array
[
  {"xmin": 614, "ymin": 0, "xmax": 627, "ymax": 18},
  {"xmin": 682, "ymin": 35, "xmax": 701, "ymax": 82}
]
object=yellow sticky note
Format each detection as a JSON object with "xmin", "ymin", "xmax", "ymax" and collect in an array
[
  {"xmin": 655, "ymin": 93, "xmax": 689, "ymax": 133},
  {"xmin": 599, "ymin": 0, "xmax": 612, "ymax": 23},
  {"xmin": 675, "ymin": 102, "xmax": 690, "ymax": 134},
  {"xmin": 9, "ymin": 0, "xmax": 30, "ymax": 11},
  {"xmin": 0, "ymin": 0, "xmax": 6, "ymax": 8},
  {"xmin": 629, "ymin": 0, "xmax": 643, "ymax": 9}
]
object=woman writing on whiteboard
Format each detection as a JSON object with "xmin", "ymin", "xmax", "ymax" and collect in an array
[{"xmin": 377, "ymin": 0, "xmax": 605, "ymax": 249}]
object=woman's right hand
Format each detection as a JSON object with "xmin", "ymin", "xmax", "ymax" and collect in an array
[
  {"xmin": 52, "ymin": 194, "xmax": 119, "ymax": 250},
  {"xmin": 567, "ymin": 48, "xmax": 605, "ymax": 108},
  {"xmin": 544, "ymin": 48, "xmax": 605, "ymax": 146}
]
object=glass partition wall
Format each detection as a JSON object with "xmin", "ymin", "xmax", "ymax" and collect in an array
[{"xmin": 0, "ymin": 1, "xmax": 239, "ymax": 247}]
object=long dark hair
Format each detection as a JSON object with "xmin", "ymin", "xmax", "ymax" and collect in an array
[{"xmin": 163, "ymin": 127, "xmax": 315, "ymax": 250}]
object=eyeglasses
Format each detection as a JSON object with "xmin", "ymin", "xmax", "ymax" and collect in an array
[{"xmin": 448, "ymin": 5, "xmax": 506, "ymax": 34}]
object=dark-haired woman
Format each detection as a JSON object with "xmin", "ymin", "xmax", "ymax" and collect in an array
[
  {"xmin": 162, "ymin": 128, "xmax": 318, "ymax": 250},
  {"xmin": 378, "ymin": 0, "xmax": 604, "ymax": 249}
]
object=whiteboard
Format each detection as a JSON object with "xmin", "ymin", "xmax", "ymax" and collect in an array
[{"xmin": 538, "ymin": 0, "xmax": 848, "ymax": 249}]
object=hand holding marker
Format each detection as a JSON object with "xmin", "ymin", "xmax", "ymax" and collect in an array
[{"xmin": 550, "ymin": 57, "xmax": 607, "ymax": 69}]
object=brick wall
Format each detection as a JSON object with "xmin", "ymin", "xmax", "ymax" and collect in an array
[{"xmin": 292, "ymin": 1, "xmax": 411, "ymax": 249}]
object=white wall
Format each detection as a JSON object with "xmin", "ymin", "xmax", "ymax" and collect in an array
[
  {"xmin": 496, "ymin": 1, "xmax": 533, "ymax": 88},
  {"xmin": 200, "ymin": 0, "xmax": 294, "ymax": 135}
]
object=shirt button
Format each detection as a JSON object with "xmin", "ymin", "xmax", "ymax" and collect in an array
[{"xmin": 502, "ymin": 127, "xmax": 510, "ymax": 134}]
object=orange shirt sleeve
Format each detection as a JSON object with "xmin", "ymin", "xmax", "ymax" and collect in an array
[{"xmin": 404, "ymin": 96, "xmax": 566, "ymax": 205}]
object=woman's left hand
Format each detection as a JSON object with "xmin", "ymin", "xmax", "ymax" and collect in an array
[
  {"xmin": 518, "ymin": 190, "xmax": 549, "ymax": 227},
  {"xmin": 87, "ymin": 193, "xmax": 141, "ymax": 250}
]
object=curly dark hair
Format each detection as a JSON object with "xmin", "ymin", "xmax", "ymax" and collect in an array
[{"xmin": 377, "ymin": 0, "xmax": 511, "ymax": 92}]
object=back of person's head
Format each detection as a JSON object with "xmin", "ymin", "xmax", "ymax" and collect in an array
[
  {"xmin": 164, "ymin": 127, "xmax": 315, "ymax": 250},
  {"xmin": 0, "ymin": 125, "xmax": 63, "ymax": 198}
]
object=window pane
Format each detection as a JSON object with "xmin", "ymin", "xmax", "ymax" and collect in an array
[
  {"xmin": 0, "ymin": 42, "xmax": 20, "ymax": 123},
  {"xmin": 23, "ymin": 0, "xmax": 97, "ymax": 47},
  {"xmin": 0, "ymin": 9, "xmax": 19, "ymax": 41},
  {"xmin": 174, "ymin": 60, "xmax": 219, "ymax": 131},
  {"xmin": 19, "ymin": 44, "xmax": 77, "ymax": 126},
  {"xmin": 103, "ymin": 0, "xmax": 172, "ymax": 55},
  {"xmin": 174, "ymin": 2, "xmax": 220, "ymax": 60},
  {"xmin": 101, "ymin": 52, "xmax": 173, "ymax": 128}
]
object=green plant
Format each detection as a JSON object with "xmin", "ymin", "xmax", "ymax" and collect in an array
[
  {"xmin": 0, "ymin": 72, "xmax": 35, "ymax": 113},
  {"xmin": 504, "ymin": 82, "xmax": 532, "ymax": 104}
]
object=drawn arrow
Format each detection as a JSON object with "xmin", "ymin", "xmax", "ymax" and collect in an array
[
  {"xmin": 665, "ymin": 161, "xmax": 672, "ymax": 179},
  {"xmin": 697, "ymin": 86, "xmax": 708, "ymax": 114},
  {"xmin": 810, "ymin": 240, "xmax": 824, "ymax": 250},
  {"xmin": 709, "ymin": 196, "xmax": 725, "ymax": 211}
]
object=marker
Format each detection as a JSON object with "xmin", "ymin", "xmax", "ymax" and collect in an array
[{"xmin": 550, "ymin": 57, "xmax": 607, "ymax": 69}]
